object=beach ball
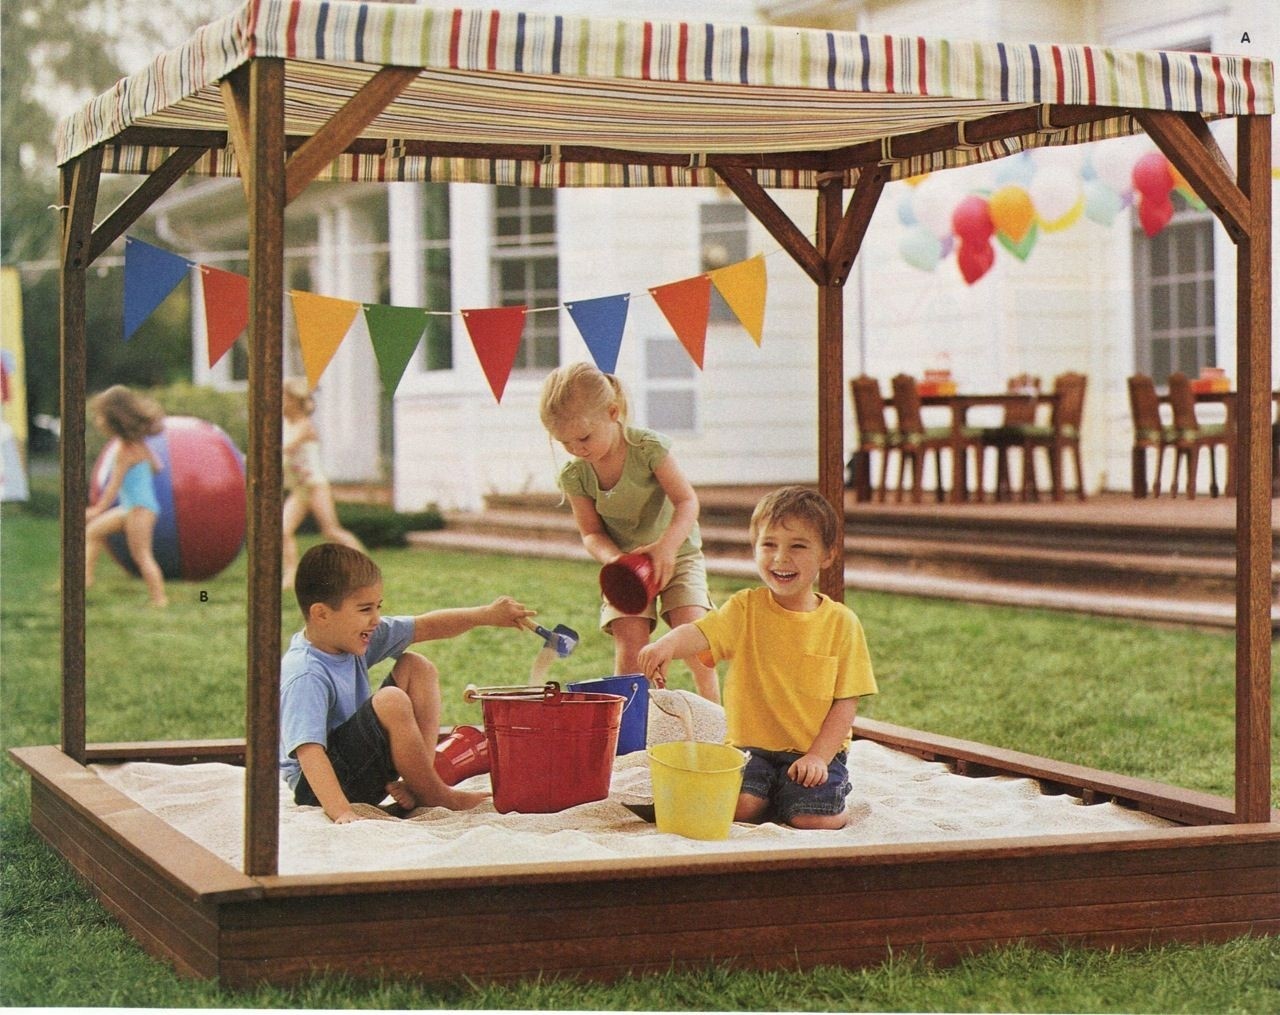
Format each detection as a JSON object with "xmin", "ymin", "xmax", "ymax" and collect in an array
[{"xmin": 91, "ymin": 416, "xmax": 246, "ymax": 581}]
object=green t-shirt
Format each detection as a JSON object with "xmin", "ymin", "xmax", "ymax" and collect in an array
[{"xmin": 558, "ymin": 426, "xmax": 702, "ymax": 558}]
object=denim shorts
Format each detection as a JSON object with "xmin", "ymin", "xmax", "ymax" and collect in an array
[
  {"xmin": 739, "ymin": 746, "xmax": 851, "ymax": 824},
  {"xmin": 294, "ymin": 676, "xmax": 397, "ymax": 807}
]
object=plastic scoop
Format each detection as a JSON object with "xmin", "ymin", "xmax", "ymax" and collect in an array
[{"xmin": 518, "ymin": 618, "xmax": 579, "ymax": 658}]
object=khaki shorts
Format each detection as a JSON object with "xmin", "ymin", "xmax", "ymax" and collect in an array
[{"xmin": 600, "ymin": 552, "xmax": 714, "ymax": 633}]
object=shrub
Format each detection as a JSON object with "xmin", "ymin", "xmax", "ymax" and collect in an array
[{"xmin": 298, "ymin": 502, "xmax": 445, "ymax": 548}]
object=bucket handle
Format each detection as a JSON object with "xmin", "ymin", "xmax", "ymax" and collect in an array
[{"xmin": 463, "ymin": 681, "xmax": 561, "ymax": 704}]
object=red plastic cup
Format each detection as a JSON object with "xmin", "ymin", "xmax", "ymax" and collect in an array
[
  {"xmin": 433, "ymin": 725, "xmax": 490, "ymax": 785},
  {"xmin": 599, "ymin": 552, "xmax": 658, "ymax": 614}
]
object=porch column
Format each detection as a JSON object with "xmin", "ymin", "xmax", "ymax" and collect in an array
[{"xmin": 816, "ymin": 176, "xmax": 846, "ymax": 603}]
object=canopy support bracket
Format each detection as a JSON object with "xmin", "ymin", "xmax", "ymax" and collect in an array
[{"xmin": 88, "ymin": 147, "xmax": 211, "ymax": 264}]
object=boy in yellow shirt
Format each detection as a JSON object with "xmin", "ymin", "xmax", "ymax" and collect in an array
[{"xmin": 638, "ymin": 486, "xmax": 876, "ymax": 828}]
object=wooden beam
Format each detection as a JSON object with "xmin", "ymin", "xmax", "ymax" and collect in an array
[
  {"xmin": 59, "ymin": 148, "xmax": 102, "ymax": 765},
  {"xmin": 88, "ymin": 147, "xmax": 210, "ymax": 263},
  {"xmin": 715, "ymin": 166, "xmax": 826, "ymax": 285},
  {"xmin": 826, "ymin": 164, "xmax": 889, "ymax": 287},
  {"xmin": 285, "ymin": 66, "xmax": 420, "ymax": 205},
  {"xmin": 243, "ymin": 57, "xmax": 286, "ymax": 877},
  {"xmin": 219, "ymin": 67, "xmax": 254, "ymax": 204},
  {"xmin": 1131, "ymin": 109, "xmax": 1249, "ymax": 243},
  {"xmin": 816, "ymin": 176, "xmax": 845, "ymax": 603},
  {"xmin": 1233, "ymin": 115, "xmax": 1272, "ymax": 824}
]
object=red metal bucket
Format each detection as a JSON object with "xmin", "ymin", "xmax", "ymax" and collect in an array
[{"xmin": 476, "ymin": 682, "xmax": 623, "ymax": 814}]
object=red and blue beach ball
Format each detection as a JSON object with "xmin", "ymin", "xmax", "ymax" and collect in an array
[{"xmin": 91, "ymin": 416, "xmax": 246, "ymax": 581}]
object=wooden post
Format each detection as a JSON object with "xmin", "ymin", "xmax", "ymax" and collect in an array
[
  {"xmin": 816, "ymin": 176, "xmax": 845, "ymax": 603},
  {"xmin": 243, "ymin": 57, "xmax": 286, "ymax": 876},
  {"xmin": 59, "ymin": 149, "xmax": 102, "ymax": 764},
  {"xmin": 1233, "ymin": 115, "xmax": 1271, "ymax": 824}
]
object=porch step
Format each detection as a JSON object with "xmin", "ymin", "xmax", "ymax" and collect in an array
[{"xmin": 408, "ymin": 499, "xmax": 1278, "ymax": 631}]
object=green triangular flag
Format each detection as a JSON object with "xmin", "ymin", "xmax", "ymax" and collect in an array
[{"xmin": 363, "ymin": 303, "xmax": 428, "ymax": 396}]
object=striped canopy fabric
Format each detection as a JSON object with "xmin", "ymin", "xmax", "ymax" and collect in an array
[{"xmin": 58, "ymin": 0, "xmax": 1273, "ymax": 188}]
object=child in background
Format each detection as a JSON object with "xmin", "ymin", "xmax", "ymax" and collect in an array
[
  {"xmin": 85, "ymin": 384, "xmax": 168, "ymax": 607},
  {"xmin": 539, "ymin": 362, "xmax": 719, "ymax": 703},
  {"xmin": 638, "ymin": 487, "xmax": 877, "ymax": 829},
  {"xmin": 281, "ymin": 378, "xmax": 364, "ymax": 590},
  {"xmin": 280, "ymin": 542, "xmax": 534, "ymax": 823}
]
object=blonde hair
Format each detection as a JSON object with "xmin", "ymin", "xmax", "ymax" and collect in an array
[
  {"xmin": 539, "ymin": 362, "xmax": 630, "ymax": 433},
  {"xmin": 283, "ymin": 377, "xmax": 315, "ymax": 416},
  {"xmin": 89, "ymin": 385, "xmax": 164, "ymax": 443},
  {"xmin": 749, "ymin": 486, "xmax": 841, "ymax": 553}
]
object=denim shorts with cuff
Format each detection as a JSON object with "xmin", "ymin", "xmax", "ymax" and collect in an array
[
  {"xmin": 294, "ymin": 674, "xmax": 398, "ymax": 807},
  {"xmin": 739, "ymin": 746, "xmax": 851, "ymax": 824}
]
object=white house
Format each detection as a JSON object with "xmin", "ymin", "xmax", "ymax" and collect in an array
[{"xmin": 158, "ymin": 0, "xmax": 1277, "ymax": 507}]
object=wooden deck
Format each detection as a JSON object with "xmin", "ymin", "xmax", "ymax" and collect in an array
[{"xmin": 13, "ymin": 721, "xmax": 1279, "ymax": 988}]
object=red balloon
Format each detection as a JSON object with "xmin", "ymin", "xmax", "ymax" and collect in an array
[
  {"xmin": 956, "ymin": 241, "xmax": 995, "ymax": 284},
  {"xmin": 951, "ymin": 195, "xmax": 995, "ymax": 245},
  {"xmin": 1138, "ymin": 194, "xmax": 1174, "ymax": 237},
  {"xmin": 1131, "ymin": 152, "xmax": 1174, "ymax": 200}
]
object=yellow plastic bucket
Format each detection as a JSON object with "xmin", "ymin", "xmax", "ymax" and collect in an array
[{"xmin": 647, "ymin": 741, "xmax": 748, "ymax": 840}]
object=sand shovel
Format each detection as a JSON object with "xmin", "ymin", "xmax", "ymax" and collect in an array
[{"xmin": 517, "ymin": 618, "xmax": 579, "ymax": 682}]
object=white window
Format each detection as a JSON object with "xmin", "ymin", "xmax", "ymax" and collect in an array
[
  {"xmin": 643, "ymin": 335, "xmax": 697, "ymax": 433},
  {"xmin": 1133, "ymin": 205, "xmax": 1216, "ymax": 380},
  {"xmin": 492, "ymin": 186, "xmax": 559, "ymax": 370},
  {"xmin": 700, "ymin": 201, "xmax": 748, "ymax": 324}
]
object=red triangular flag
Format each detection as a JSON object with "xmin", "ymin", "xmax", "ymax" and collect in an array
[
  {"xmin": 462, "ymin": 306, "xmax": 526, "ymax": 402},
  {"xmin": 200, "ymin": 266, "xmax": 249, "ymax": 368},
  {"xmin": 649, "ymin": 275, "xmax": 711, "ymax": 369}
]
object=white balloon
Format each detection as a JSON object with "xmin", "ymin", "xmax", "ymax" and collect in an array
[
  {"xmin": 1090, "ymin": 138, "xmax": 1140, "ymax": 194},
  {"xmin": 1029, "ymin": 166, "xmax": 1081, "ymax": 224},
  {"xmin": 911, "ymin": 175, "xmax": 960, "ymax": 239}
]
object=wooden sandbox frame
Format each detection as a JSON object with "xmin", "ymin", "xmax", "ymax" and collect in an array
[{"xmin": 14, "ymin": 0, "xmax": 1277, "ymax": 987}]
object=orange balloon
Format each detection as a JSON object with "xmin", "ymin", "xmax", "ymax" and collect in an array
[{"xmin": 988, "ymin": 185, "xmax": 1035, "ymax": 243}]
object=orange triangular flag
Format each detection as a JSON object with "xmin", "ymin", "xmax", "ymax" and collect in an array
[
  {"xmin": 709, "ymin": 254, "xmax": 767, "ymax": 346},
  {"xmin": 200, "ymin": 266, "xmax": 249, "ymax": 368},
  {"xmin": 289, "ymin": 291, "xmax": 362, "ymax": 389},
  {"xmin": 463, "ymin": 306, "xmax": 526, "ymax": 402},
  {"xmin": 649, "ymin": 274, "xmax": 711, "ymax": 369}
]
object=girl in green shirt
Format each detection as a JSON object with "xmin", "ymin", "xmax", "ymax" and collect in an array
[{"xmin": 540, "ymin": 363, "xmax": 719, "ymax": 702}]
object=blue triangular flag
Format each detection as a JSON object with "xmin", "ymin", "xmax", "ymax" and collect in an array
[
  {"xmin": 123, "ymin": 237, "xmax": 193, "ymax": 340},
  {"xmin": 565, "ymin": 294, "xmax": 629, "ymax": 375}
]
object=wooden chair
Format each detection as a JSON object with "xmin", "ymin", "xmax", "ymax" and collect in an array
[
  {"xmin": 1127, "ymin": 374, "xmax": 1174, "ymax": 497},
  {"xmin": 980, "ymin": 374, "xmax": 1041, "ymax": 501},
  {"xmin": 1166, "ymin": 372, "xmax": 1229, "ymax": 498},
  {"xmin": 1020, "ymin": 371, "xmax": 1087, "ymax": 501},
  {"xmin": 847, "ymin": 376, "xmax": 900, "ymax": 502},
  {"xmin": 890, "ymin": 373, "xmax": 979, "ymax": 503}
]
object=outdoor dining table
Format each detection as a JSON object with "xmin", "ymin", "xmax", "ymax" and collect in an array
[{"xmin": 919, "ymin": 391, "xmax": 1059, "ymax": 503}]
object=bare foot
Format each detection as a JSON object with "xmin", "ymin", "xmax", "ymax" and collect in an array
[
  {"xmin": 440, "ymin": 787, "xmax": 490, "ymax": 810},
  {"xmin": 385, "ymin": 779, "xmax": 416, "ymax": 810}
]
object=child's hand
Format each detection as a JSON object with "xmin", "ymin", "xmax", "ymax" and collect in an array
[
  {"xmin": 787, "ymin": 753, "xmax": 830, "ymax": 788},
  {"xmin": 636, "ymin": 641, "xmax": 670, "ymax": 686},
  {"xmin": 487, "ymin": 595, "xmax": 535, "ymax": 629},
  {"xmin": 632, "ymin": 541, "xmax": 678, "ymax": 591},
  {"xmin": 331, "ymin": 808, "xmax": 361, "ymax": 824}
]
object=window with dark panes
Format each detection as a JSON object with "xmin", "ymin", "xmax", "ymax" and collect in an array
[{"xmin": 492, "ymin": 187, "xmax": 559, "ymax": 370}]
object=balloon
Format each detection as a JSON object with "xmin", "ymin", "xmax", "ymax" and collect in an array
[
  {"xmin": 1083, "ymin": 179, "xmax": 1123, "ymax": 226},
  {"xmin": 1040, "ymin": 196, "xmax": 1084, "ymax": 233},
  {"xmin": 956, "ymin": 241, "xmax": 995, "ymax": 285},
  {"xmin": 903, "ymin": 173, "xmax": 929, "ymax": 187},
  {"xmin": 1029, "ymin": 166, "xmax": 1082, "ymax": 229},
  {"xmin": 1138, "ymin": 194, "xmax": 1174, "ymax": 237},
  {"xmin": 996, "ymin": 223, "xmax": 1038, "ymax": 261},
  {"xmin": 994, "ymin": 151, "xmax": 1035, "ymax": 188},
  {"xmin": 1091, "ymin": 138, "xmax": 1140, "ymax": 194},
  {"xmin": 1170, "ymin": 166, "xmax": 1207, "ymax": 210},
  {"xmin": 1132, "ymin": 152, "xmax": 1174, "ymax": 199},
  {"xmin": 911, "ymin": 175, "xmax": 960, "ymax": 239},
  {"xmin": 897, "ymin": 197, "xmax": 918, "ymax": 227},
  {"xmin": 988, "ymin": 185, "xmax": 1035, "ymax": 243},
  {"xmin": 951, "ymin": 195, "xmax": 994, "ymax": 245},
  {"xmin": 899, "ymin": 226, "xmax": 943, "ymax": 271}
]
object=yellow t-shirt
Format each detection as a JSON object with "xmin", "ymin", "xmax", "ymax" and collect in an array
[{"xmin": 695, "ymin": 586, "xmax": 877, "ymax": 754}]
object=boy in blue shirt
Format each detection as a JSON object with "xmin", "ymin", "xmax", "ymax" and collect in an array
[{"xmin": 280, "ymin": 543, "xmax": 532, "ymax": 823}]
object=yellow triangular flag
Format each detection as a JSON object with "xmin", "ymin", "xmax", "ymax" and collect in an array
[
  {"xmin": 709, "ymin": 254, "xmax": 767, "ymax": 346},
  {"xmin": 289, "ymin": 291, "xmax": 362, "ymax": 389}
]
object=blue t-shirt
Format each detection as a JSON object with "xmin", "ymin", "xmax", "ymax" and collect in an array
[{"xmin": 278, "ymin": 615, "xmax": 415, "ymax": 789}]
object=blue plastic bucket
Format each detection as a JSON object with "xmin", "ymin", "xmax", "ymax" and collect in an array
[{"xmin": 567, "ymin": 675, "xmax": 649, "ymax": 754}]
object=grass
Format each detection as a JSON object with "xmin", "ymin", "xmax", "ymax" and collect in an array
[{"xmin": 2, "ymin": 507, "xmax": 1278, "ymax": 1010}]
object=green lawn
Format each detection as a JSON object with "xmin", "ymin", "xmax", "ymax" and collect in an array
[{"xmin": 2, "ymin": 507, "xmax": 1277, "ymax": 1011}]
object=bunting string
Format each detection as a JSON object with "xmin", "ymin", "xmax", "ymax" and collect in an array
[{"xmin": 120, "ymin": 232, "xmax": 772, "ymax": 402}]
